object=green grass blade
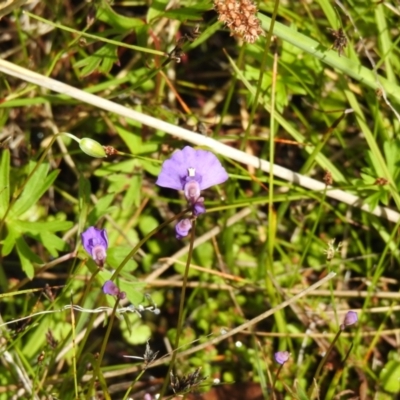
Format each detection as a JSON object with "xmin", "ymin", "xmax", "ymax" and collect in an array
[
  {"xmin": 258, "ymin": 13, "xmax": 400, "ymax": 104},
  {"xmin": 0, "ymin": 149, "xmax": 10, "ymax": 218}
]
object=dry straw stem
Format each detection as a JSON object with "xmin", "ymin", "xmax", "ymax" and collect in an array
[{"xmin": 0, "ymin": 59, "xmax": 399, "ymax": 222}]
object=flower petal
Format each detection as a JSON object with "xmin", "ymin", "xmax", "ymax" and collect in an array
[
  {"xmin": 81, "ymin": 227, "xmax": 108, "ymax": 255},
  {"xmin": 156, "ymin": 146, "xmax": 228, "ymax": 191},
  {"xmin": 192, "ymin": 149, "xmax": 229, "ymax": 190},
  {"xmin": 156, "ymin": 149, "xmax": 188, "ymax": 190}
]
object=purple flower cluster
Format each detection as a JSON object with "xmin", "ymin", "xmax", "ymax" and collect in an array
[{"xmin": 156, "ymin": 146, "xmax": 228, "ymax": 239}]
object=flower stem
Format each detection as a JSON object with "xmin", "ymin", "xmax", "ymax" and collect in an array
[
  {"xmin": 86, "ymin": 297, "xmax": 120, "ymax": 399},
  {"xmin": 158, "ymin": 219, "xmax": 197, "ymax": 397},
  {"xmin": 308, "ymin": 329, "xmax": 342, "ymax": 398},
  {"xmin": 272, "ymin": 364, "xmax": 283, "ymax": 398}
]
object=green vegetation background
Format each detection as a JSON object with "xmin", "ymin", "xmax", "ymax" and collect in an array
[{"xmin": 1, "ymin": 0, "xmax": 400, "ymax": 398}]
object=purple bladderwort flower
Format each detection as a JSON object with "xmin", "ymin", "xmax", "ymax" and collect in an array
[
  {"xmin": 340, "ymin": 310, "xmax": 358, "ymax": 330},
  {"xmin": 156, "ymin": 146, "xmax": 228, "ymax": 216},
  {"xmin": 274, "ymin": 351, "xmax": 290, "ymax": 365},
  {"xmin": 175, "ymin": 218, "xmax": 192, "ymax": 240},
  {"xmin": 81, "ymin": 227, "xmax": 108, "ymax": 267},
  {"xmin": 102, "ymin": 280, "xmax": 126, "ymax": 300}
]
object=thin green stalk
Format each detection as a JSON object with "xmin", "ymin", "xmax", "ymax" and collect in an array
[
  {"xmin": 242, "ymin": 0, "xmax": 280, "ymax": 149},
  {"xmin": 86, "ymin": 298, "xmax": 120, "ymax": 400},
  {"xmin": 214, "ymin": 42, "xmax": 245, "ymax": 139},
  {"xmin": 308, "ymin": 329, "xmax": 342, "ymax": 398},
  {"xmin": 122, "ymin": 370, "xmax": 146, "ymax": 400},
  {"xmin": 266, "ymin": 49, "xmax": 286, "ymax": 343},
  {"xmin": 295, "ymin": 189, "xmax": 328, "ymax": 281},
  {"xmin": 272, "ymin": 364, "xmax": 284, "ymax": 397},
  {"xmin": 70, "ymin": 298, "xmax": 79, "ymax": 399},
  {"xmin": 158, "ymin": 219, "xmax": 197, "ymax": 398},
  {"xmin": 24, "ymin": 11, "xmax": 165, "ymax": 57}
]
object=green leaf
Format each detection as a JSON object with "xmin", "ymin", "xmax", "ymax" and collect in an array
[
  {"xmin": 139, "ymin": 215, "xmax": 159, "ymax": 235},
  {"xmin": 11, "ymin": 164, "xmax": 59, "ymax": 217},
  {"xmin": 2, "ymin": 225, "xmax": 18, "ymax": 256},
  {"xmin": 162, "ymin": 4, "xmax": 209, "ymax": 21},
  {"xmin": 15, "ymin": 236, "xmax": 42, "ymax": 279},
  {"xmin": 76, "ymin": 42, "xmax": 120, "ymax": 77},
  {"xmin": 380, "ymin": 359, "xmax": 400, "ymax": 393},
  {"xmin": 365, "ymin": 191, "xmax": 383, "ymax": 210},
  {"xmin": 88, "ymin": 193, "xmax": 115, "ymax": 225},
  {"xmin": 38, "ymin": 231, "xmax": 68, "ymax": 257},
  {"xmin": 295, "ymin": 383, "xmax": 311, "ymax": 400},
  {"xmin": 147, "ymin": 0, "xmax": 169, "ymax": 22},
  {"xmin": 115, "ymin": 124, "xmax": 142, "ymax": 154},
  {"xmin": 0, "ymin": 149, "xmax": 10, "ymax": 218},
  {"xmin": 194, "ymin": 242, "xmax": 213, "ymax": 267},
  {"xmin": 107, "ymin": 246, "xmax": 138, "ymax": 273},
  {"xmin": 122, "ymin": 174, "xmax": 141, "ymax": 210},
  {"xmin": 121, "ymin": 319, "xmax": 151, "ymax": 345},
  {"xmin": 12, "ymin": 220, "xmax": 73, "ymax": 233},
  {"xmin": 95, "ymin": 159, "xmax": 137, "ymax": 176},
  {"xmin": 116, "ymin": 123, "xmax": 159, "ymax": 154},
  {"xmin": 384, "ymin": 140, "xmax": 400, "ymax": 181},
  {"xmin": 96, "ymin": 2, "xmax": 144, "ymax": 30}
]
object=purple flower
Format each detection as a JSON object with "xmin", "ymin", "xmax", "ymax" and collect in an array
[
  {"xmin": 81, "ymin": 227, "xmax": 108, "ymax": 267},
  {"xmin": 102, "ymin": 280, "xmax": 126, "ymax": 300},
  {"xmin": 156, "ymin": 146, "xmax": 228, "ymax": 215},
  {"xmin": 175, "ymin": 218, "xmax": 192, "ymax": 239},
  {"xmin": 274, "ymin": 351, "xmax": 290, "ymax": 365},
  {"xmin": 340, "ymin": 311, "xmax": 358, "ymax": 330}
]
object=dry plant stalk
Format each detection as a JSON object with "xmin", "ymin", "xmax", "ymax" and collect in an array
[{"xmin": 214, "ymin": 0, "xmax": 264, "ymax": 43}]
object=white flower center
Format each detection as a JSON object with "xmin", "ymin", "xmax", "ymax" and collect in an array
[{"xmin": 188, "ymin": 167, "xmax": 196, "ymax": 177}]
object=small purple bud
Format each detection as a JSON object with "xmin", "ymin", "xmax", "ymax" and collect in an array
[
  {"xmin": 274, "ymin": 351, "xmax": 290, "ymax": 365},
  {"xmin": 175, "ymin": 219, "xmax": 192, "ymax": 239},
  {"xmin": 193, "ymin": 197, "xmax": 206, "ymax": 215},
  {"xmin": 118, "ymin": 291, "xmax": 127, "ymax": 300},
  {"xmin": 81, "ymin": 227, "xmax": 108, "ymax": 267},
  {"xmin": 102, "ymin": 280, "xmax": 120, "ymax": 296},
  {"xmin": 341, "ymin": 311, "xmax": 358, "ymax": 330}
]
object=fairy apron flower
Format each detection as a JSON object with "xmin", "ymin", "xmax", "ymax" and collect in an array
[
  {"xmin": 156, "ymin": 146, "xmax": 228, "ymax": 238},
  {"xmin": 81, "ymin": 226, "xmax": 108, "ymax": 267}
]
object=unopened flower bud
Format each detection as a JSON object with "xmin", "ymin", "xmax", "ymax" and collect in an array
[
  {"xmin": 79, "ymin": 138, "xmax": 106, "ymax": 158},
  {"xmin": 274, "ymin": 351, "xmax": 290, "ymax": 365},
  {"xmin": 340, "ymin": 311, "xmax": 358, "ymax": 330},
  {"xmin": 175, "ymin": 219, "xmax": 192, "ymax": 239},
  {"xmin": 102, "ymin": 280, "xmax": 120, "ymax": 296}
]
